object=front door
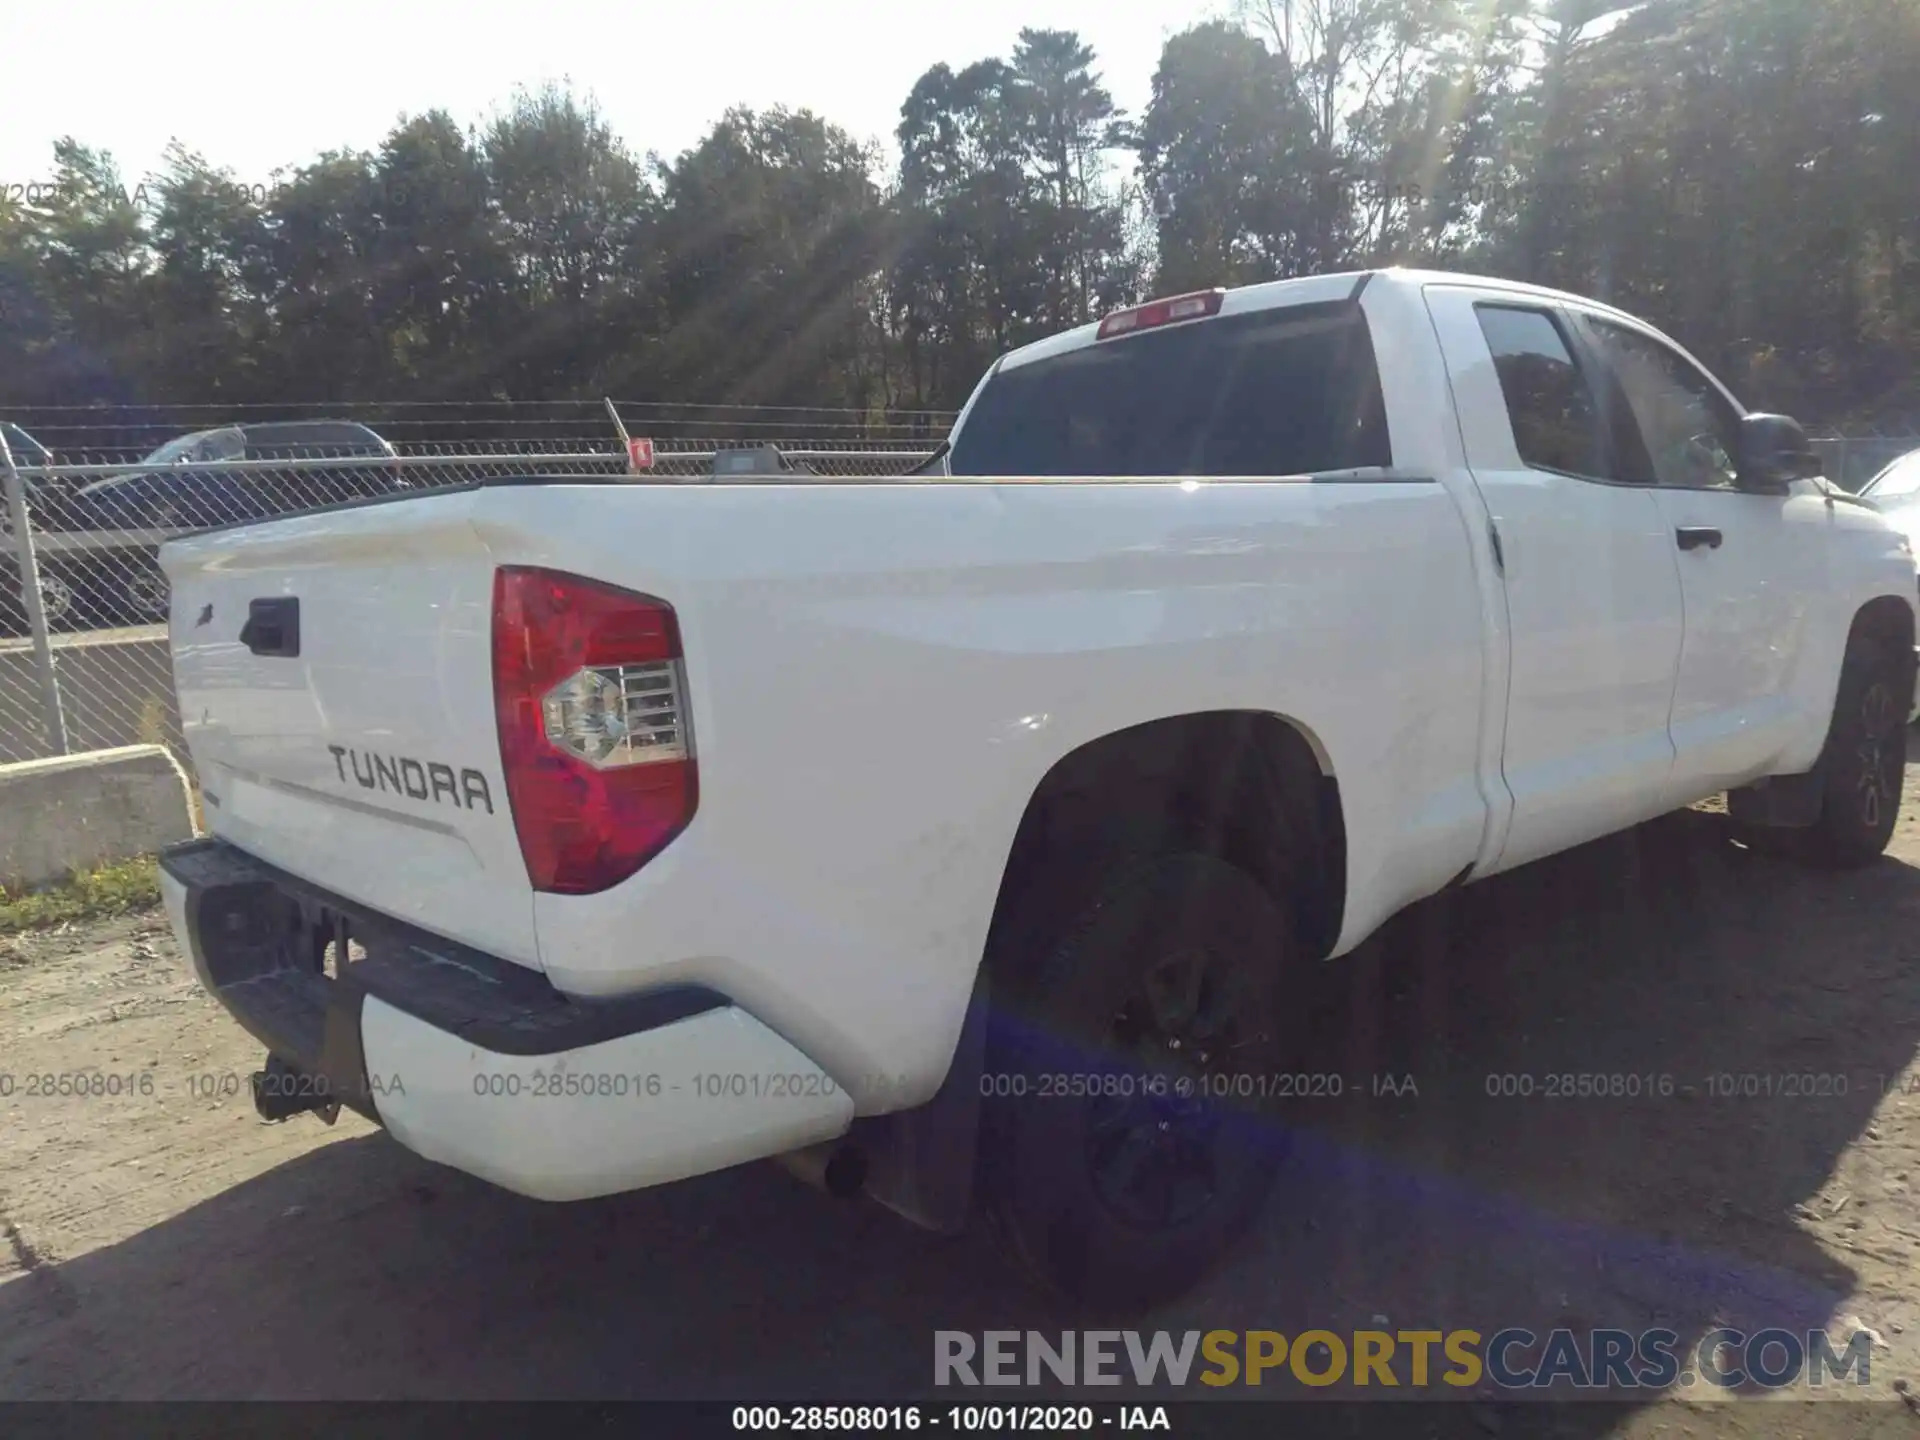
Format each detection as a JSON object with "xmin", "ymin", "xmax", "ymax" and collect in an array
[{"xmin": 1570, "ymin": 312, "xmax": 1833, "ymax": 799}]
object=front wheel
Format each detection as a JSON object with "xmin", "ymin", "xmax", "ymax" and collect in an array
[
  {"xmin": 0, "ymin": 567, "xmax": 76, "ymax": 635},
  {"xmin": 979, "ymin": 852, "xmax": 1295, "ymax": 1309},
  {"xmin": 1791, "ymin": 634, "xmax": 1909, "ymax": 868}
]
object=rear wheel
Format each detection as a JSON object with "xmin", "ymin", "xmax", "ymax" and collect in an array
[
  {"xmin": 120, "ymin": 562, "xmax": 170, "ymax": 623},
  {"xmin": 980, "ymin": 852, "xmax": 1294, "ymax": 1309}
]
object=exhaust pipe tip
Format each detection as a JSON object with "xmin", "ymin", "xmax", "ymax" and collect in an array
[{"xmin": 777, "ymin": 1140, "xmax": 868, "ymax": 1199}]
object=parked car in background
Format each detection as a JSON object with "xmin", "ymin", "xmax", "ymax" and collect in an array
[
  {"xmin": 1861, "ymin": 449, "xmax": 1920, "ymax": 560},
  {"xmin": 1862, "ymin": 448, "xmax": 1920, "ymax": 506},
  {"xmin": 44, "ymin": 420, "xmax": 403, "ymax": 533},
  {"xmin": 28, "ymin": 420, "xmax": 404, "ymax": 627}
]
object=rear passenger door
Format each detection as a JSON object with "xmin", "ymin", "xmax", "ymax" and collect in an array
[{"xmin": 1424, "ymin": 286, "xmax": 1688, "ymax": 875}]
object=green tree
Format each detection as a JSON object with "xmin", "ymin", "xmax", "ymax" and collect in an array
[
  {"xmin": 892, "ymin": 58, "xmax": 1034, "ymax": 405},
  {"xmin": 5, "ymin": 5, "xmax": 1920, "ymax": 433},
  {"xmin": 365, "ymin": 113, "xmax": 512, "ymax": 396},
  {"xmin": 253, "ymin": 151, "xmax": 387, "ymax": 397},
  {"xmin": 1006, "ymin": 29, "xmax": 1136, "ymax": 327},
  {"xmin": 1135, "ymin": 22, "xmax": 1326, "ymax": 290},
  {"xmin": 652, "ymin": 106, "xmax": 889, "ymax": 409},
  {"xmin": 1486, "ymin": 0, "xmax": 1920, "ymax": 423},
  {"xmin": 890, "ymin": 33, "xmax": 1136, "ymax": 406},
  {"xmin": 482, "ymin": 84, "xmax": 656, "ymax": 399},
  {"xmin": 12, "ymin": 141, "xmax": 153, "ymax": 402},
  {"xmin": 144, "ymin": 144, "xmax": 271, "ymax": 402}
]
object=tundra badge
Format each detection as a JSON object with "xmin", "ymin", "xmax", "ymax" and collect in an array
[{"xmin": 327, "ymin": 745, "xmax": 495, "ymax": 814}]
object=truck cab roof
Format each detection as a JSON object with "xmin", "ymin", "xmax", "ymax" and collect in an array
[{"xmin": 992, "ymin": 268, "xmax": 1660, "ymax": 377}]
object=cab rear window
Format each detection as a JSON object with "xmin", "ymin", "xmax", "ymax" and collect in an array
[{"xmin": 949, "ymin": 301, "xmax": 1391, "ymax": 477}]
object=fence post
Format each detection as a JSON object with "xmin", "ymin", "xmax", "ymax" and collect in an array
[
  {"xmin": 603, "ymin": 396, "xmax": 632, "ymax": 453},
  {"xmin": 0, "ymin": 433, "xmax": 71, "ymax": 756},
  {"xmin": 1837, "ymin": 435, "xmax": 1852, "ymax": 492}
]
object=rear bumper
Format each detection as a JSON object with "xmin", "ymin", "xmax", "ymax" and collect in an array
[{"xmin": 158, "ymin": 838, "xmax": 853, "ymax": 1201}]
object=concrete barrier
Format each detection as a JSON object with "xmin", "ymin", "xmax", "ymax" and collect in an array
[{"xmin": 0, "ymin": 744, "xmax": 197, "ymax": 889}]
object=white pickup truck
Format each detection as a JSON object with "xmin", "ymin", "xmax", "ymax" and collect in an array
[{"xmin": 156, "ymin": 269, "xmax": 1917, "ymax": 1307}]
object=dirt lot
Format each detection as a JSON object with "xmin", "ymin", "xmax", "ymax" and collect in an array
[{"xmin": 5, "ymin": 753, "xmax": 1920, "ymax": 1436}]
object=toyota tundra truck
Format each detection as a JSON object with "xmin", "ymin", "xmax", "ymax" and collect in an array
[{"xmin": 156, "ymin": 269, "xmax": 1918, "ymax": 1306}]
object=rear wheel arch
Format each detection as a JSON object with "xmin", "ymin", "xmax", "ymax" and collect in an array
[
  {"xmin": 862, "ymin": 711, "xmax": 1345, "ymax": 1243},
  {"xmin": 982, "ymin": 709, "xmax": 1348, "ymax": 985}
]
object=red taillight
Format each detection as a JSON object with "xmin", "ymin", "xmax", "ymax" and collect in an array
[
  {"xmin": 1096, "ymin": 288, "xmax": 1227, "ymax": 341},
  {"xmin": 492, "ymin": 566, "xmax": 697, "ymax": 895}
]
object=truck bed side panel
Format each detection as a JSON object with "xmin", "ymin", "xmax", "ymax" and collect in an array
[{"xmin": 476, "ymin": 478, "xmax": 1487, "ymax": 1107}]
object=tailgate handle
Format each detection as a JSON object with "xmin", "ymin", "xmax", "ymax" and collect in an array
[{"xmin": 240, "ymin": 598, "xmax": 300, "ymax": 658}]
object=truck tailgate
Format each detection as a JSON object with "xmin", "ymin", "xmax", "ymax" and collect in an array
[{"xmin": 161, "ymin": 493, "xmax": 540, "ymax": 969}]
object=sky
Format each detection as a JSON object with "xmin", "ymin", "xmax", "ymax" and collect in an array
[{"xmin": 5, "ymin": 0, "xmax": 1231, "ymax": 192}]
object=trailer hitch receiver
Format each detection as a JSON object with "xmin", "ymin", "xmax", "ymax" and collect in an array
[{"xmin": 252, "ymin": 1053, "xmax": 341, "ymax": 1125}]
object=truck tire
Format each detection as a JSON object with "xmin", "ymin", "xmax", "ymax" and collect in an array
[
  {"xmin": 120, "ymin": 561, "xmax": 170, "ymax": 623},
  {"xmin": 1741, "ymin": 635, "xmax": 1910, "ymax": 868},
  {"xmin": 0, "ymin": 568, "xmax": 76, "ymax": 635},
  {"xmin": 979, "ymin": 851, "xmax": 1294, "ymax": 1309},
  {"xmin": 1796, "ymin": 634, "xmax": 1909, "ymax": 868}
]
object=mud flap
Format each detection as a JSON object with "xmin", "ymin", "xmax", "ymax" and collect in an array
[
  {"xmin": 1727, "ymin": 768, "xmax": 1826, "ymax": 830},
  {"xmin": 852, "ymin": 973, "xmax": 990, "ymax": 1235}
]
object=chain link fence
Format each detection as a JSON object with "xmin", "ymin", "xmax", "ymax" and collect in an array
[
  {"xmin": 1807, "ymin": 429, "xmax": 1920, "ymax": 493},
  {"xmin": 0, "ymin": 417, "xmax": 941, "ymax": 771}
]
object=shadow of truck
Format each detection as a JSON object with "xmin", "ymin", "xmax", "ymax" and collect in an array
[{"xmin": 1, "ymin": 797, "xmax": 1917, "ymax": 1433}]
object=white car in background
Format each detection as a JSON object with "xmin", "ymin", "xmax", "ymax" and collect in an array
[{"xmin": 1863, "ymin": 448, "xmax": 1920, "ymax": 514}]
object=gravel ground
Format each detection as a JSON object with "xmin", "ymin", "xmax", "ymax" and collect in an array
[{"xmin": 4, "ymin": 753, "xmax": 1920, "ymax": 1437}]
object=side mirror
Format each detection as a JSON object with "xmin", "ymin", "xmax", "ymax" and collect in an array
[{"xmin": 1737, "ymin": 414, "xmax": 1823, "ymax": 494}]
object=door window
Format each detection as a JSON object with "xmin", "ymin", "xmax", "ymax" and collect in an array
[
  {"xmin": 1583, "ymin": 319, "xmax": 1743, "ymax": 491},
  {"xmin": 188, "ymin": 429, "xmax": 246, "ymax": 464}
]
